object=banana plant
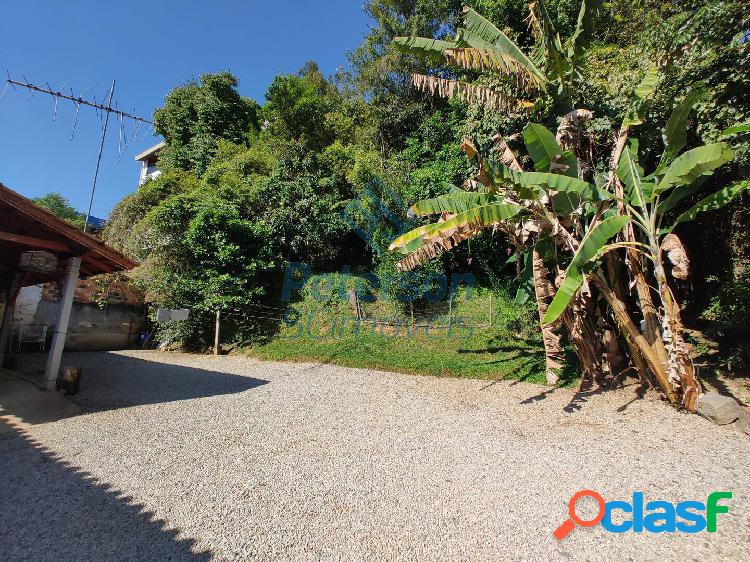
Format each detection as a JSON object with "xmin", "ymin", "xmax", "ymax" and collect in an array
[
  {"xmin": 391, "ymin": 1, "xmax": 601, "ymax": 113},
  {"xmin": 617, "ymin": 132, "xmax": 744, "ymax": 411},
  {"xmin": 389, "ymin": 122, "xmax": 630, "ymax": 386}
]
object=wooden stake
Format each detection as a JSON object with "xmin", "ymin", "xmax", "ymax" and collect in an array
[
  {"xmin": 447, "ymin": 293, "xmax": 453, "ymax": 334},
  {"xmin": 489, "ymin": 293, "xmax": 493, "ymax": 327},
  {"xmin": 214, "ymin": 309, "xmax": 221, "ymax": 355}
]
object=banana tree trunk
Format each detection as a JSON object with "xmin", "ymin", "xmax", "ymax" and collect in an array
[
  {"xmin": 609, "ymin": 128, "xmax": 672, "ymax": 384},
  {"xmin": 653, "ymin": 264, "xmax": 702, "ymax": 411},
  {"xmin": 625, "ymin": 232, "xmax": 669, "ymax": 365},
  {"xmin": 562, "ymin": 297, "xmax": 603, "ymax": 387},
  {"xmin": 591, "ymin": 272, "xmax": 679, "ymax": 406},
  {"xmin": 531, "ymin": 248, "xmax": 564, "ymax": 385},
  {"xmin": 610, "ymin": 126, "xmax": 670, "ymax": 367},
  {"xmin": 605, "ymin": 254, "xmax": 655, "ymax": 387}
]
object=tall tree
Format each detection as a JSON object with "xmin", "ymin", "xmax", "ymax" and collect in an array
[
  {"xmin": 153, "ymin": 72, "xmax": 261, "ymax": 176},
  {"xmin": 349, "ymin": 0, "xmax": 464, "ymax": 151}
]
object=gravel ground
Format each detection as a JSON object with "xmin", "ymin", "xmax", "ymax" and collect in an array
[{"xmin": 2, "ymin": 350, "xmax": 749, "ymax": 561}]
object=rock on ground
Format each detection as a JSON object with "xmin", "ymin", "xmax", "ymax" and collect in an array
[{"xmin": 697, "ymin": 391, "xmax": 744, "ymax": 425}]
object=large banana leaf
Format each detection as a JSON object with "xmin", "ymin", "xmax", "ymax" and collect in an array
[
  {"xmin": 543, "ymin": 216, "xmax": 631, "ymax": 324},
  {"xmin": 667, "ymin": 181, "xmax": 750, "ymax": 232},
  {"xmin": 653, "ymin": 143, "xmax": 734, "ymax": 198},
  {"xmin": 550, "ymin": 191, "xmax": 583, "ymax": 216},
  {"xmin": 657, "ymin": 176, "xmax": 708, "ymax": 215},
  {"xmin": 719, "ymin": 123, "xmax": 750, "ymax": 138},
  {"xmin": 617, "ymin": 146, "xmax": 648, "ymax": 207},
  {"xmin": 392, "ymin": 37, "xmax": 457, "ymax": 65},
  {"xmin": 528, "ymin": 0, "xmax": 569, "ymax": 84},
  {"xmin": 462, "ymin": 7, "xmax": 547, "ymax": 86},
  {"xmin": 655, "ymin": 89, "xmax": 705, "ymax": 172},
  {"xmin": 622, "ymin": 67, "xmax": 659, "ymax": 127},
  {"xmin": 408, "ymin": 191, "xmax": 500, "ymax": 217},
  {"xmin": 485, "ymin": 158, "xmax": 611, "ymax": 202},
  {"xmin": 389, "ymin": 202, "xmax": 524, "ymax": 253},
  {"xmin": 515, "ymin": 249, "xmax": 534, "ymax": 305},
  {"xmin": 523, "ymin": 123, "xmax": 578, "ymax": 177},
  {"xmin": 442, "ymin": 48, "xmax": 543, "ymax": 91},
  {"xmin": 567, "ymin": 0, "xmax": 602, "ymax": 79}
]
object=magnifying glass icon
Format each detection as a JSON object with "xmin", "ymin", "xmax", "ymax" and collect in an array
[{"xmin": 553, "ymin": 490, "xmax": 606, "ymax": 540}]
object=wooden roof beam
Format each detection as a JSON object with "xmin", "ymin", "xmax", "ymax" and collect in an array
[{"xmin": 0, "ymin": 230, "xmax": 72, "ymax": 253}]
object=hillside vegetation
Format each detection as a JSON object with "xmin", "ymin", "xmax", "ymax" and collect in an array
[{"xmin": 101, "ymin": 0, "xmax": 749, "ymax": 400}]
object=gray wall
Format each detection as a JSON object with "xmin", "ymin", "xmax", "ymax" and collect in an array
[{"xmin": 32, "ymin": 300, "xmax": 145, "ymax": 352}]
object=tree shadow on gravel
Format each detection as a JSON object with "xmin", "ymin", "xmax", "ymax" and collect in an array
[
  {"xmin": 12, "ymin": 352, "xmax": 268, "ymax": 413},
  {"xmin": 0, "ymin": 419, "xmax": 211, "ymax": 561},
  {"xmin": 457, "ymin": 337, "xmax": 547, "ymax": 385}
]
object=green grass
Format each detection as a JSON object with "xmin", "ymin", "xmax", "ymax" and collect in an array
[
  {"xmin": 249, "ymin": 327, "xmax": 553, "ymax": 383},
  {"xmin": 245, "ymin": 283, "xmax": 582, "ymax": 386}
]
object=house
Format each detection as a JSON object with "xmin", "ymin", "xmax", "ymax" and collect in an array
[
  {"xmin": 0, "ymin": 183, "xmax": 137, "ymax": 389},
  {"xmin": 134, "ymin": 141, "xmax": 165, "ymax": 185}
]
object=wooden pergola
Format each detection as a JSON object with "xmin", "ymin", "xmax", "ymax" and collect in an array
[{"xmin": 0, "ymin": 182, "xmax": 137, "ymax": 389}]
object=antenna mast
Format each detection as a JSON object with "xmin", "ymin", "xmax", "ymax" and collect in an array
[{"xmin": 5, "ymin": 75, "xmax": 153, "ymax": 232}]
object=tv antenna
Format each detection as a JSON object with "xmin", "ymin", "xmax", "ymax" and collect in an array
[{"xmin": 4, "ymin": 74, "xmax": 153, "ymax": 232}]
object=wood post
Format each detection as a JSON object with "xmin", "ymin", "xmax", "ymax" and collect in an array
[
  {"xmin": 0, "ymin": 293, "xmax": 15, "ymax": 367},
  {"xmin": 489, "ymin": 293, "xmax": 493, "ymax": 327},
  {"xmin": 447, "ymin": 292, "xmax": 453, "ymax": 333},
  {"xmin": 214, "ymin": 309, "xmax": 221, "ymax": 356}
]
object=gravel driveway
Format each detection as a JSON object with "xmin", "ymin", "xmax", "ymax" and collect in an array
[{"xmin": 2, "ymin": 350, "xmax": 748, "ymax": 561}]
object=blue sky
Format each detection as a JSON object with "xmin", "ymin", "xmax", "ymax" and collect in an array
[{"xmin": 0, "ymin": 1, "xmax": 370, "ymax": 218}]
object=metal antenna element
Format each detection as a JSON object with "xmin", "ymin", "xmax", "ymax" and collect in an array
[
  {"xmin": 5, "ymin": 74, "xmax": 153, "ymax": 232},
  {"xmin": 83, "ymin": 80, "xmax": 116, "ymax": 233},
  {"xmin": 6, "ymin": 77, "xmax": 152, "ymax": 124}
]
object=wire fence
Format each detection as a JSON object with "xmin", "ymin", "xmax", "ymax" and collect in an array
[{"xmin": 215, "ymin": 292, "xmax": 496, "ymax": 335}]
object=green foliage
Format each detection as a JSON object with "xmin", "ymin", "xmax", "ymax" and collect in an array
[
  {"xmin": 543, "ymin": 216, "xmax": 630, "ymax": 324},
  {"xmin": 153, "ymin": 72, "xmax": 261, "ymax": 176},
  {"xmin": 250, "ymin": 282, "xmax": 546, "ymax": 383},
  {"xmin": 31, "ymin": 192, "xmax": 85, "ymax": 229},
  {"xmin": 143, "ymin": 192, "xmax": 277, "ymax": 347},
  {"xmin": 375, "ymin": 252, "xmax": 446, "ymax": 304},
  {"xmin": 251, "ymin": 145, "xmax": 360, "ymax": 268},
  {"xmin": 104, "ymin": 170, "xmax": 198, "ymax": 258},
  {"xmin": 263, "ymin": 62, "xmax": 339, "ymax": 151},
  {"xmin": 349, "ymin": 0, "xmax": 463, "ymax": 151},
  {"xmin": 702, "ymin": 264, "xmax": 750, "ymax": 366}
]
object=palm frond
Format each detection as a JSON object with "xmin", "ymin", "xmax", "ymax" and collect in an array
[{"xmin": 390, "ymin": 202, "xmax": 525, "ymax": 271}]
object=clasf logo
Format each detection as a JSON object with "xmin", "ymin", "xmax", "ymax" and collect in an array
[{"xmin": 554, "ymin": 490, "xmax": 732, "ymax": 540}]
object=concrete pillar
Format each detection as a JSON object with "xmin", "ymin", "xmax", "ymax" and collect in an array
[{"xmin": 43, "ymin": 257, "xmax": 81, "ymax": 390}]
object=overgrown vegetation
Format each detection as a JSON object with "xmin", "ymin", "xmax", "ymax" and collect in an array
[{"xmin": 102, "ymin": 0, "xmax": 749, "ymax": 403}]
